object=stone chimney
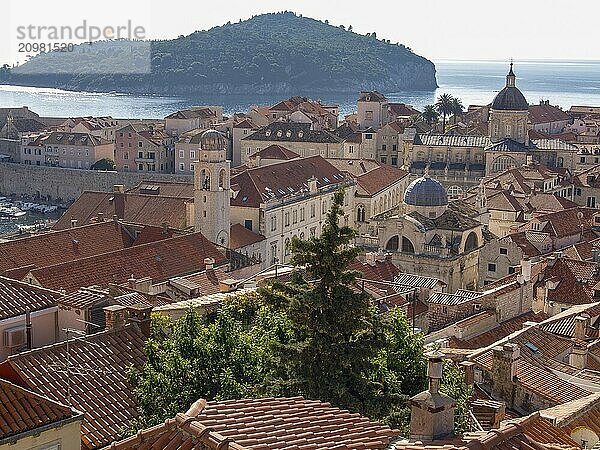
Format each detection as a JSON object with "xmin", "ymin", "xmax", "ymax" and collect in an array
[
  {"xmin": 112, "ymin": 185, "xmax": 126, "ymax": 219},
  {"xmin": 569, "ymin": 315, "xmax": 589, "ymax": 369},
  {"xmin": 491, "ymin": 343, "xmax": 520, "ymax": 407},
  {"xmin": 460, "ymin": 361, "xmax": 475, "ymax": 386},
  {"xmin": 103, "ymin": 305, "xmax": 128, "ymax": 331},
  {"xmin": 97, "ymin": 212, "xmax": 104, "ymax": 222},
  {"xmin": 204, "ymin": 257, "xmax": 215, "ymax": 272},
  {"xmin": 573, "ymin": 315, "xmax": 587, "ymax": 340},
  {"xmin": 409, "ymin": 352, "xmax": 456, "ymax": 441},
  {"xmin": 70, "ymin": 218, "xmax": 78, "ymax": 228},
  {"xmin": 520, "ymin": 258, "xmax": 531, "ymax": 283},
  {"xmin": 127, "ymin": 303, "xmax": 153, "ymax": 338}
]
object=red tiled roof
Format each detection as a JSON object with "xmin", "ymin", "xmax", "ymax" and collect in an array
[
  {"xmin": 388, "ymin": 103, "xmax": 419, "ymax": 117},
  {"xmin": 0, "ymin": 325, "xmax": 146, "ymax": 450},
  {"xmin": 509, "ymin": 413, "xmax": 578, "ymax": 448},
  {"xmin": 0, "ymin": 378, "xmax": 80, "ymax": 441},
  {"xmin": 449, "ymin": 311, "xmax": 548, "ymax": 350},
  {"xmin": 528, "ymin": 104, "xmax": 570, "ymax": 125},
  {"xmin": 230, "ymin": 156, "xmax": 348, "ymax": 208},
  {"xmin": 0, "ymin": 221, "xmax": 134, "ymax": 275},
  {"xmin": 539, "ymin": 393, "xmax": 600, "ymax": 438},
  {"xmin": 103, "ymin": 396, "xmax": 399, "ymax": 450},
  {"xmin": 26, "ymin": 232, "xmax": 227, "ymax": 293},
  {"xmin": 230, "ymin": 224, "xmax": 265, "ymax": 249},
  {"xmin": 0, "ymin": 276, "xmax": 61, "ymax": 320},
  {"xmin": 531, "ymin": 207, "xmax": 596, "ymax": 239},
  {"xmin": 54, "ymin": 192, "xmax": 191, "ymax": 230},
  {"xmin": 356, "ymin": 165, "xmax": 408, "ymax": 195},
  {"xmin": 127, "ymin": 181, "xmax": 194, "ymax": 198},
  {"xmin": 249, "ymin": 144, "xmax": 299, "ymax": 160},
  {"xmin": 536, "ymin": 257, "xmax": 600, "ymax": 306}
]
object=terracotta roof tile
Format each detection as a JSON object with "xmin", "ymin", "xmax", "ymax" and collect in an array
[
  {"xmin": 54, "ymin": 192, "xmax": 191, "ymax": 230},
  {"xmin": 127, "ymin": 181, "xmax": 194, "ymax": 199},
  {"xmin": 103, "ymin": 396, "xmax": 399, "ymax": 450},
  {"xmin": 356, "ymin": 165, "xmax": 408, "ymax": 195},
  {"xmin": 0, "ymin": 221, "xmax": 135, "ymax": 275},
  {"xmin": 0, "ymin": 276, "xmax": 61, "ymax": 320},
  {"xmin": 249, "ymin": 144, "xmax": 300, "ymax": 160},
  {"xmin": 536, "ymin": 257, "xmax": 600, "ymax": 306},
  {"xmin": 0, "ymin": 325, "xmax": 146, "ymax": 449},
  {"xmin": 230, "ymin": 156, "xmax": 349, "ymax": 208},
  {"xmin": 230, "ymin": 224, "xmax": 265, "ymax": 250},
  {"xmin": 0, "ymin": 378, "xmax": 80, "ymax": 441},
  {"xmin": 26, "ymin": 232, "xmax": 227, "ymax": 293}
]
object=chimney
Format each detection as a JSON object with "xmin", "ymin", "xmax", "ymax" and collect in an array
[
  {"xmin": 569, "ymin": 340, "xmax": 588, "ymax": 369},
  {"xmin": 491, "ymin": 343, "xmax": 520, "ymax": 407},
  {"xmin": 204, "ymin": 257, "xmax": 215, "ymax": 271},
  {"xmin": 97, "ymin": 212, "xmax": 104, "ymax": 222},
  {"xmin": 574, "ymin": 316, "xmax": 587, "ymax": 340},
  {"xmin": 520, "ymin": 258, "xmax": 531, "ymax": 283},
  {"xmin": 113, "ymin": 185, "xmax": 125, "ymax": 219},
  {"xmin": 126, "ymin": 303, "xmax": 153, "ymax": 338},
  {"xmin": 161, "ymin": 222, "xmax": 169, "ymax": 234},
  {"xmin": 365, "ymin": 252, "xmax": 376, "ymax": 266},
  {"xmin": 70, "ymin": 218, "xmax": 78, "ymax": 228},
  {"xmin": 408, "ymin": 352, "xmax": 456, "ymax": 441},
  {"xmin": 128, "ymin": 274, "xmax": 136, "ymax": 289},
  {"xmin": 459, "ymin": 361, "xmax": 475, "ymax": 386},
  {"xmin": 308, "ymin": 176, "xmax": 318, "ymax": 193},
  {"xmin": 103, "ymin": 305, "xmax": 128, "ymax": 331}
]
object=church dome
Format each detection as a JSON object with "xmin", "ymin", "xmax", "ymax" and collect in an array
[
  {"xmin": 200, "ymin": 129, "xmax": 227, "ymax": 151},
  {"xmin": 404, "ymin": 175, "xmax": 448, "ymax": 207},
  {"xmin": 491, "ymin": 63, "xmax": 529, "ymax": 111}
]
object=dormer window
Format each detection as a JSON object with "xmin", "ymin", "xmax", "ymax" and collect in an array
[
  {"xmin": 286, "ymin": 130, "xmax": 292, "ymax": 138},
  {"xmin": 298, "ymin": 131, "xmax": 304, "ymax": 138},
  {"xmin": 277, "ymin": 130, "xmax": 283, "ymax": 137},
  {"xmin": 265, "ymin": 130, "xmax": 271, "ymax": 137}
]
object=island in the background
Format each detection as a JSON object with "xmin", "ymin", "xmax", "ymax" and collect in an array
[{"xmin": 0, "ymin": 11, "xmax": 437, "ymax": 95}]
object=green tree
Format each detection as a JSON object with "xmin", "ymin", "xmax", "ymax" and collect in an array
[
  {"xmin": 267, "ymin": 188, "xmax": 386, "ymax": 415},
  {"xmin": 450, "ymin": 97, "xmax": 464, "ymax": 125},
  {"xmin": 435, "ymin": 93, "xmax": 454, "ymax": 132},
  {"xmin": 91, "ymin": 158, "xmax": 115, "ymax": 170},
  {"xmin": 440, "ymin": 360, "xmax": 473, "ymax": 433},
  {"xmin": 421, "ymin": 104, "xmax": 439, "ymax": 126},
  {"xmin": 127, "ymin": 292, "xmax": 289, "ymax": 430}
]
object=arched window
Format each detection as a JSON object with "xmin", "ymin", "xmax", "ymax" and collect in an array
[
  {"xmin": 284, "ymin": 238, "xmax": 291, "ymax": 256},
  {"xmin": 299, "ymin": 232, "xmax": 305, "ymax": 240},
  {"xmin": 218, "ymin": 168, "xmax": 226, "ymax": 189},
  {"xmin": 401, "ymin": 236, "xmax": 415, "ymax": 253},
  {"xmin": 464, "ymin": 232, "xmax": 478, "ymax": 252},
  {"xmin": 200, "ymin": 169, "xmax": 211, "ymax": 190},
  {"xmin": 356, "ymin": 205, "xmax": 366, "ymax": 222},
  {"xmin": 386, "ymin": 235, "xmax": 399, "ymax": 251}
]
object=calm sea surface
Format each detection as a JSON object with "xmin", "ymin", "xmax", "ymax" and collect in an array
[
  {"xmin": 1, "ymin": 59, "xmax": 599, "ymax": 235},
  {"xmin": 0, "ymin": 60, "xmax": 599, "ymax": 119}
]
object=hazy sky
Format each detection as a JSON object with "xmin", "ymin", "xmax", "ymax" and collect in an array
[{"xmin": 1, "ymin": 0, "xmax": 598, "ymax": 66}]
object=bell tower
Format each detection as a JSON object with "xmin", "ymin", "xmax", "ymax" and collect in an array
[{"xmin": 194, "ymin": 129, "xmax": 230, "ymax": 247}]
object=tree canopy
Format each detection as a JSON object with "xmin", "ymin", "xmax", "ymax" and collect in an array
[
  {"xmin": 128, "ymin": 187, "xmax": 469, "ymax": 436},
  {"xmin": 2, "ymin": 12, "xmax": 437, "ymax": 94}
]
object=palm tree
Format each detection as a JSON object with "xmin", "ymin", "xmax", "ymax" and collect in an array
[
  {"xmin": 421, "ymin": 105, "xmax": 439, "ymax": 126},
  {"xmin": 435, "ymin": 93, "xmax": 454, "ymax": 132},
  {"xmin": 450, "ymin": 97, "xmax": 464, "ymax": 125}
]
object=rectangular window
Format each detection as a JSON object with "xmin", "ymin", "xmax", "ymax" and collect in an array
[
  {"xmin": 123, "ymin": 152, "xmax": 129, "ymax": 160},
  {"xmin": 138, "ymin": 151, "xmax": 143, "ymax": 159},
  {"xmin": 500, "ymin": 247, "xmax": 508, "ymax": 255},
  {"xmin": 179, "ymin": 163, "xmax": 184, "ymax": 171},
  {"xmin": 244, "ymin": 219, "xmax": 253, "ymax": 230},
  {"xmin": 587, "ymin": 197, "xmax": 596, "ymax": 208},
  {"xmin": 271, "ymin": 216, "xmax": 277, "ymax": 232},
  {"xmin": 138, "ymin": 141, "xmax": 143, "ymax": 147},
  {"xmin": 284, "ymin": 212, "xmax": 290, "ymax": 227},
  {"xmin": 190, "ymin": 150, "xmax": 196, "ymax": 159},
  {"xmin": 310, "ymin": 204, "xmax": 315, "ymax": 218},
  {"xmin": 300, "ymin": 207, "xmax": 305, "ymax": 221},
  {"xmin": 292, "ymin": 209, "xmax": 298, "ymax": 224},
  {"xmin": 190, "ymin": 164, "xmax": 194, "ymax": 171},
  {"xmin": 488, "ymin": 263, "xmax": 496, "ymax": 272},
  {"xmin": 179, "ymin": 150, "xmax": 184, "ymax": 158},
  {"xmin": 382, "ymin": 144, "xmax": 387, "ymax": 151},
  {"xmin": 365, "ymin": 111, "xmax": 373, "ymax": 120}
]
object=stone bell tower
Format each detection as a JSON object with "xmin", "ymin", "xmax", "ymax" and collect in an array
[{"xmin": 194, "ymin": 129, "xmax": 230, "ymax": 247}]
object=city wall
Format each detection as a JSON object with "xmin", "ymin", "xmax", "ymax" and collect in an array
[{"xmin": 0, "ymin": 162, "xmax": 193, "ymax": 202}]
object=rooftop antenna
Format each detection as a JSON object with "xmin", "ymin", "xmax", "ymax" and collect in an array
[{"xmin": 45, "ymin": 325, "xmax": 113, "ymax": 406}]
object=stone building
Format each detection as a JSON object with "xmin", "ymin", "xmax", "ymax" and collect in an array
[
  {"xmin": 165, "ymin": 107, "xmax": 223, "ymax": 137},
  {"xmin": 372, "ymin": 173, "xmax": 485, "ymax": 292},
  {"xmin": 193, "ymin": 130, "xmax": 231, "ymax": 247},
  {"xmin": 21, "ymin": 131, "xmax": 114, "ymax": 169},
  {"xmin": 229, "ymin": 155, "xmax": 353, "ymax": 267},
  {"xmin": 240, "ymin": 122, "xmax": 343, "ymax": 165},
  {"xmin": 115, "ymin": 123, "xmax": 175, "ymax": 173}
]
